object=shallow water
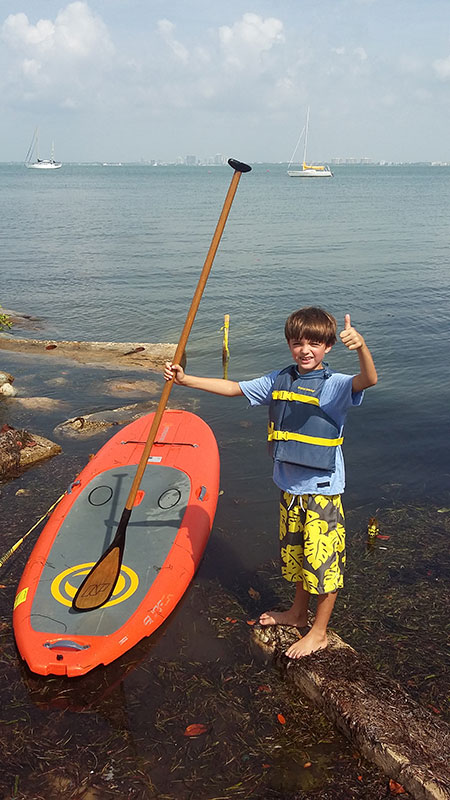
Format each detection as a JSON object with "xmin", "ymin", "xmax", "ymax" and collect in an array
[{"xmin": 1, "ymin": 163, "xmax": 449, "ymax": 798}]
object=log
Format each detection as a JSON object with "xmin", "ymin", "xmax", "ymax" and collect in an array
[{"xmin": 253, "ymin": 623, "xmax": 450, "ymax": 800}]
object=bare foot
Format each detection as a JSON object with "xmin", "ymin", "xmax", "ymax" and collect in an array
[
  {"xmin": 259, "ymin": 609, "xmax": 308, "ymax": 628},
  {"xmin": 284, "ymin": 629, "xmax": 328, "ymax": 659}
]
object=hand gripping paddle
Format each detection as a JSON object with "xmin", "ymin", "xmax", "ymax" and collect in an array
[{"xmin": 73, "ymin": 158, "xmax": 252, "ymax": 611}]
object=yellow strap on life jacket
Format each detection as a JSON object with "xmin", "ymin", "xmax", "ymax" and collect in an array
[
  {"xmin": 267, "ymin": 423, "xmax": 343, "ymax": 448},
  {"xmin": 272, "ymin": 390, "xmax": 320, "ymax": 406}
]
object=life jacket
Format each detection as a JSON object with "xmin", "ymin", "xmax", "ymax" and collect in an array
[{"xmin": 268, "ymin": 364, "xmax": 343, "ymax": 472}]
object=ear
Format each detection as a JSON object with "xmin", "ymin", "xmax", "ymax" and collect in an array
[{"xmin": 324, "ymin": 344, "xmax": 333, "ymax": 354}]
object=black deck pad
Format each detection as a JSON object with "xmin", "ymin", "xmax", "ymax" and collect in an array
[{"xmin": 30, "ymin": 465, "xmax": 191, "ymax": 636}]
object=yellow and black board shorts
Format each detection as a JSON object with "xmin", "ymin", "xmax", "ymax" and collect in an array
[{"xmin": 279, "ymin": 491, "xmax": 346, "ymax": 595}]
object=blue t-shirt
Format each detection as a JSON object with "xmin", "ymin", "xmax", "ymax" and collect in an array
[{"xmin": 239, "ymin": 367, "xmax": 363, "ymax": 495}]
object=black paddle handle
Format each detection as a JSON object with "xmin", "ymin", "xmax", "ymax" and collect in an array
[{"xmin": 228, "ymin": 158, "xmax": 252, "ymax": 173}]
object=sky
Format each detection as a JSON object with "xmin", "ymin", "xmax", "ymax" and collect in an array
[{"xmin": 1, "ymin": 0, "xmax": 450, "ymax": 163}]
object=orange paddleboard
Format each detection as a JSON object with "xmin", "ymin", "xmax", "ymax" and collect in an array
[{"xmin": 13, "ymin": 410, "xmax": 219, "ymax": 677}]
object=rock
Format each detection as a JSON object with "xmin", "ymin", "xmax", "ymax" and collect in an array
[
  {"xmin": 13, "ymin": 397, "xmax": 69, "ymax": 411},
  {"xmin": 253, "ymin": 623, "xmax": 450, "ymax": 800},
  {"xmin": 0, "ymin": 371, "xmax": 14, "ymax": 386},
  {"xmin": 2, "ymin": 309, "xmax": 41, "ymax": 330},
  {"xmin": 0, "ymin": 427, "xmax": 61, "ymax": 480},
  {"xmin": 0, "ymin": 382, "xmax": 17, "ymax": 397},
  {"xmin": 44, "ymin": 377, "xmax": 69, "ymax": 387},
  {"xmin": 0, "ymin": 336, "xmax": 180, "ymax": 371},
  {"xmin": 55, "ymin": 397, "xmax": 200, "ymax": 438},
  {"xmin": 55, "ymin": 403, "xmax": 149, "ymax": 438},
  {"xmin": 19, "ymin": 434, "xmax": 61, "ymax": 469},
  {"xmin": 101, "ymin": 378, "xmax": 161, "ymax": 396}
]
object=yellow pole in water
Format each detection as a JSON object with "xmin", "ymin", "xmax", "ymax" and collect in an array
[
  {"xmin": 222, "ymin": 314, "xmax": 230, "ymax": 379},
  {"xmin": 222, "ymin": 314, "xmax": 230, "ymax": 363}
]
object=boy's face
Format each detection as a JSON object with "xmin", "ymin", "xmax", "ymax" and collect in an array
[{"xmin": 288, "ymin": 337, "xmax": 332, "ymax": 374}]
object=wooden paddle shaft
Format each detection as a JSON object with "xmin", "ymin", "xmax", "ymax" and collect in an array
[{"xmin": 123, "ymin": 164, "xmax": 246, "ymax": 511}]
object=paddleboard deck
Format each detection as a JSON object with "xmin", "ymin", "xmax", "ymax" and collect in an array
[{"xmin": 13, "ymin": 410, "xmax": 220, "ymax": 677}]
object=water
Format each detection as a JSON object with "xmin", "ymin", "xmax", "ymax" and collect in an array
[
  {"xmin": 1, "ymin": 163, "xmax": 449, "ymax": 799},
  {"xmin": 3, "ymin": 162, "xmax": 450, "ymax": 501}
]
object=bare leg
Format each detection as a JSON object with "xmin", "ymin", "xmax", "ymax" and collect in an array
[
  {"xmin": 284, "ymin": 591, "xmax": 337, "ymax": 659},
  {"xmin": 259, "ymin": 582, "xmax": 310, "ymax": 628}
]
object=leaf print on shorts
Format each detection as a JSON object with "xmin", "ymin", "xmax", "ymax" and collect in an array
[
  {"xmin": 335, "ymin": 522, "xmax": 346, "ymax": 552},
  {"xmin": 304, "ymin": 510, "xmax": 329, "ymax": 538},
  {"xmin": 279, "ymin": 501, "xmax": 288, "ymax": 541},
  {"xmin": 303, "ymin": 527, "xmax": 334, "ymax": 570},
  {"xmin": 314, "ymin": 494, "xmax": 331, "ymax": 510},
  {"xmin": 281, "ymin": 544, "xmax": 303, "ymax": 581},
  {"xmin": 302, "ymin": 569, "xmax": 319, "ymax": 593},
  {"xmin": 288, "ymin": 506, "xmax": 303, "ymax": 535},
  {"xmin": 332, "ymin": 494, "xmax": 344, "ymax": 516},
  {"xmin": 323, "ymin": 555, "xmax": 343, "ymax": 592}
]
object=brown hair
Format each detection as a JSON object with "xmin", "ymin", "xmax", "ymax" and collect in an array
[{"xmin": 284, "ymin": 307, "xmax": 337, "ymax": 346}]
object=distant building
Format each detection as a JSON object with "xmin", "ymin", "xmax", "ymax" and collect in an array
[{"xmin": 185, "ymin": 155, "xmax": 198, "ymax": 166}]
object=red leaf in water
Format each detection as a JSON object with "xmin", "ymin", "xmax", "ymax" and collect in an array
[
  {"xmin": 246, "ymin": 619, "xmax": 256, "ymax": 625},
  {"xmin": 376, "ymin": 534, "xmax": 390, "ymax": 540},
  {"xmin": 303, "ymin": 762, "xmax": 312, "ymax": 769},
  {"xmin": 389, "ymin": 779, "xmax": 406, "ymax": 795},
  {"xmin": 45, "ymin": 344, "xmax": 57, "ymax": 350},
  {"xmin": 184, "ymin": 723, "xmax": 208, "ymax": 737},
  {"xmin": 277, "ymin": 713, "xmax": 286, "ymax": 725},
  {"xmin": 257, "ymin": 685, "xmax": 272, "ymax": 693}
]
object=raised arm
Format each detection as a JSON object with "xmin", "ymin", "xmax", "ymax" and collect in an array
[
  {"xmin": 164, "ymin": 362, "xmax": 244, "ymax": 397},
  {"xmin": 339, "ymin": 314, "xmax": 378, "ymax": 393}
]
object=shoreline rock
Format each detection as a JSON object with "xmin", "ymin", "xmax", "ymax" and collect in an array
[
  {"xmin": 0, "ymin": 336, "xmax": 179, "ymax": 371},
  {"xmin": 252, "ymin": 622, "xmax": 450, "ymax": 800},
  {"xmin": 0, "ymin": 427, "xmax": 61, "ymax": 481}
]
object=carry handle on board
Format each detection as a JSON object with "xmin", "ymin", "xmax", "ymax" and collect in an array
[{"xmin": 72, "ymin": 157, "xmax": 252, "ymax": 612}]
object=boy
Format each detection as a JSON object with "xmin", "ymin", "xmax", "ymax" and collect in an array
[{"xmin": 164, "ymin": 307, "xmax": 377, "ymax": 659}]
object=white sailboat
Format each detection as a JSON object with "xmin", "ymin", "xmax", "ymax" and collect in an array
[
  {"xmin": 287, "ymin": 108, "xmax": 333, "ymax": 178},
  {"xmin": 25, "ymin": 128, "xmax": 62, "ymax": 170}
]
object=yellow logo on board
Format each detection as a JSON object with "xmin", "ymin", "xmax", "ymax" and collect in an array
[{"xmin": 51, "ymin": 563, "xmax": 139, "ymax": 608}]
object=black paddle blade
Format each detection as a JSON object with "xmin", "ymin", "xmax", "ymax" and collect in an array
[{"xmin": 228, "ymin": 158, "xmax": 252, "ymax": 173}]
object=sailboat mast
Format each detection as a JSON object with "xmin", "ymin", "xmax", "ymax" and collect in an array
[
  {"xmin": 303, "ymin": 107, "xmax": 310, "ymax": 167},
  {"xmin": 25, "ymin": 127, "xmax": 38, "ymax": 164}
]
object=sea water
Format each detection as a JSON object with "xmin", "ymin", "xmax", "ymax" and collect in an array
[{"xmin": 2, "ymin": 162, "xmax": 450, "ymax": 505}]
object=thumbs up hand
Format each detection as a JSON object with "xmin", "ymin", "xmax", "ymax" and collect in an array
[{"xmin": 339, "ymin": 314, "xmax": 365, "ymax": 351}]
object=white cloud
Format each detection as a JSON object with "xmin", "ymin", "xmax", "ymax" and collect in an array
[
  {"xmin": 157, "ymin": 19, "xmax": 189, "ymax": 64},
  {"xmin": 354, "ymin": 46, "xmax": 367, "ymax": 62},
  {"xmin": 433, "ymin": 55, "xmax": 450, "ymax": 80},
  {"xmin": 1, "ymin": 2, "xmax": 114, "ymax": 105},
  {"xmin": 151, "ymin": 12, "xmax": 288, "ymax": 114},
  {"xmin": 218, "ymin": 13, "xmax": 284, "ymax": 71}
]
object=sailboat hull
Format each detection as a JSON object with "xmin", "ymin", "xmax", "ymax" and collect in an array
[
  {"xmin": 26, "ymin": 161, "xmax": 62, "ymax": 170},
  {"xmin": 288, "ymin": 168, "xmax": 333, "ymax": 178}
]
